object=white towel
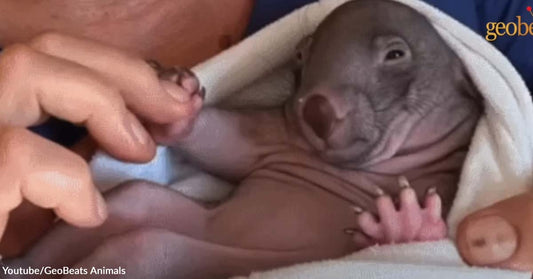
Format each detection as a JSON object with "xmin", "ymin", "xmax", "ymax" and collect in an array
[{"xmin": 90, "ymin": 0, "xmax": 533, "ymax": 278}]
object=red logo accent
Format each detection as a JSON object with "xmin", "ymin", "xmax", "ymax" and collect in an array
[{"xmin": 528, "ymin": 6, "xmax": 533, "ymax": 16}]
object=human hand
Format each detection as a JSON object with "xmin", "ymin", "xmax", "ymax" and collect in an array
[
  {"xmin": 0, "ymin": 32, "xmax": 202, "ymax": 241},
  {"xmin": 457, "ymin": 191, "xmax": 533, "ymax": 272}
]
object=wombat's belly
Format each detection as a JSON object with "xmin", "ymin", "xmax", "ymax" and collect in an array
[{"xmin": 204, "ymin": 163, "xmax": 363, "ymax": 256}]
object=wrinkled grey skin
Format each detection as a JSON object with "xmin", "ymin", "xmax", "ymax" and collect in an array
[{"xmin": 5, "ymin": 1, "xmax": 482, "ymax": 278}]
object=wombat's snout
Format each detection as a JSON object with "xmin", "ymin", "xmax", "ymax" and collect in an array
[{"xmin": 303, "ymin": 95, "xmax": 336, "ymax": 140}]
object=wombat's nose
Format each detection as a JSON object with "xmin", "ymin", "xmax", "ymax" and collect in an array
[{"xmin": 303, "ymin": 95, "xmax": 335, "ymax": 140}]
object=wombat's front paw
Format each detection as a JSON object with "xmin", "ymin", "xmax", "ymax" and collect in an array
[
  {"xmin": 347, "ymin": 177, "xmax": 447, "ymax": 249},
  {"xmin": 147, "ymin": 61, "xmax": 205, "ymax": 144}
]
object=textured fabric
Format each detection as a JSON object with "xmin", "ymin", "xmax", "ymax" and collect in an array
[
  {"xmin": 234, "ymin": 241, "xmax": 526, "ymax": 279},
  {"xmin": 246, "ymin": 0, "xmax": 317, "ymax": 34}
]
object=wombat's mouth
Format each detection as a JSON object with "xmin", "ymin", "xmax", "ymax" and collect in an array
[
  {"xmin": 303, "ymin": 95, "xmax": 336, "ymax": 140},
  {"xmin": 297, "ymin": 94, "xmax": 373, "ymax": 157}
]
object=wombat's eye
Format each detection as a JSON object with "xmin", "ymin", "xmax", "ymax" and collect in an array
[
  {"xmin": 374, "ymin": 36, "xmax": 411, "ymax": 64},
  {"xmin": 385, "ymin": 50, "xmax": 405, "ymax": 61}
]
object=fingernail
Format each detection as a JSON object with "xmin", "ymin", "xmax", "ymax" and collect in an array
[
  {"xmin": 464, "ymin": 215, "xmax": 517, "ymax": 265},
  {"xmin": 95, "ymin": 193, "xmax": 108, "ymax": 221},
  {"xmin": 376, "ymin": 187, "xmax": 385, "ymax": 196},
  {"xmin": 160, "ymin": 80, "xmax": 190, "ymax": 103},
  {"xmin": 398, "ymin": 176, "xmax": 410, "ymax": 188},
  {"xmin": 126, "ymin": 113, "xmax": 150, "ymax": 145}
]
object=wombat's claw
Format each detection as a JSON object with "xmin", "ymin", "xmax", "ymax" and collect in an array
[
  {"xmin": 159, "ymin": 66, "xmax": 192, "ymax": 84},
  {"xmin": 199, "ymin": 86, "xmax": 206, "ymax": 99},
  {"xmin": 355, "ymin": 177, "xmax": 447, "ymax": 245},
  {"xmin": 398, "ymin": 176, "xmax": 410, "ymax": 188},
  {"xmin": 146, "ymin": 60, "xmax": 203, "ymax": 97},
  {"xmin": 351, "ymin": 206, "xmax": 364, "ymax": 214},
  {"xmin": 343, "ymin": 228, "xmax": 357, "ymax": 235},
  {"xmin": 146, "ymin": 59, "xmax": 164, "ymax": 72},
  {"xmin": 160, "ymin": 67, "xmax": 205, "ymax": 100},
  {"xmin": 344, "ymin": 226, "xmax": 377, "ymax": 250}
]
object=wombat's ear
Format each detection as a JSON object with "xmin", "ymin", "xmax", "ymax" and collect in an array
[
  {"xmin": 295, "ymin": 35, "xmax": 313, "ymax": 67},
  {"xmin": 455, "ymin": 61, "xmax": 482, "ymax": 102}
]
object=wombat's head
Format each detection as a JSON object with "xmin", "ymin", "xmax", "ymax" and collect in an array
[{"xmin": 287, "ymin": 0, "xmax": 481, "ymax": 166}]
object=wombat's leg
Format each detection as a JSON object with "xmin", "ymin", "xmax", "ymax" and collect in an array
[
  {"xmin": 355, "ymin": 176, "xmax": 447, "ymax": 246},
  {"xmin": 64, "ymin": 181, "xmax": 357, "ymax": 279},
  {"xmin": 63, "ymin": 228, "xmax": 317, "ymax": 279},
  {"xmin": 166, "ymin": 107, "xmax": 289, "ymax": 181},
  {"xmin": 147, "ymin": 65, "xmax": 289, "ymax": 182},
  {"xmin": 4, "ymin": 181, "xmax": 209, "ymax": 274}
]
